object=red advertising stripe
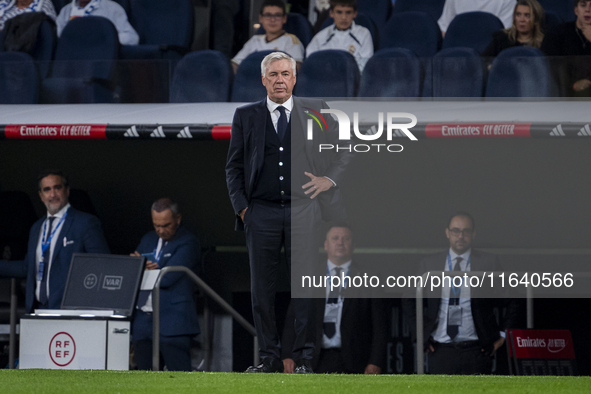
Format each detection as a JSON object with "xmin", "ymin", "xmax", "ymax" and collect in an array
[
  {"xmin": 511, "ymin": 330, "xmax": 575, "ymax": 359},
  {"xmin": 4, "ymin": 124, "xmax": 107, "ymax": 139},
  {"xmin": 425, "ymin": 123, "xmax": 532, "ymax": 138},
  {"xmin": 211, "ymin": 125, "xmax": 231, "ymax": 140}
]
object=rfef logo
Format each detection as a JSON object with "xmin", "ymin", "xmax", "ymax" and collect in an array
[{"xmin": 49, "ymin": 332, "xmax": 76, "ymax": 367}]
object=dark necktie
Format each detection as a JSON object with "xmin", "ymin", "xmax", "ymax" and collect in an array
[
  {"xmin": 39, "ymin": 216, "xmax": 56, "ymax": 306},
  {"xmin": 324, "ymin": 266, "xmax": 342, "ymax": 338},
  {"xmin": 276, "ymin": 105, "xmax": 287, "ymax": 141},
  {"xmin": 447, "ymin": 256, "xmax": 462, "ymax": 340}
]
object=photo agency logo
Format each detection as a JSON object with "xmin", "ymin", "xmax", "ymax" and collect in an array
[{"xmin": 304, "ymin": 108, "xmax": 418, "ymax": 153}]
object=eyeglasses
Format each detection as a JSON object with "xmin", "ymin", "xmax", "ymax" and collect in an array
[
  {"xmin": 261, "ymin": 13, "xmax": 285, "ymax": 20},
  {"xmin": 448, "ymin": 228, "xmax": 474, "ymax": 237}
]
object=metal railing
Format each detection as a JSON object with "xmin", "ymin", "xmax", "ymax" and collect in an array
[
  {"xmin": 415, "ymin": 270, "xmax": 534, "ymax": 374},
  {"xmin": 152, "ymin": 266, "xmax": 258, "ymax": 371}
]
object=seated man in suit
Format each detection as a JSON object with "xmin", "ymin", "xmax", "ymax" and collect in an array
[
  {"xmin": 130, "ymin": 198, "xmax": 200, "ymax": 372},
  {"xmin": 403, "ymin": 212, "xmax": 520, "ymax": 375},
  {"xmin": 281, "ymin": 223, "xmax": 388, "ymax": 374},
  {"xmin": 0, "ymin": 169, "xmax": 110, "ymax": 312}
]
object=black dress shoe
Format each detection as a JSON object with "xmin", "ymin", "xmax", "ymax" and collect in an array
[
  {"xmin": 245, "ymin": 358, "xmax": 283, "ymax": 373},
  {"xmin": 294, "ymin": 359, "xmax": 314, "ymax": 374}
]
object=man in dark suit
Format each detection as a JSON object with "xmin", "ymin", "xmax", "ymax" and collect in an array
[
  {"xmin": 131, "ymin": 198, "xmax": 200, "ymax": 371},
  {"xmin": 225, "ymin": 52, "xmax": 353, "ymax": 373},
  {"xmin": 281, "ymin": 224, "xmax": 387, "ymax": 374},
  {"xmin": 404, "ymin": 212, "xmax": 520, "ymax": 374},
  {"xmin": 0, "ymin": 169, "xmax": 110, "ymax": 312}
]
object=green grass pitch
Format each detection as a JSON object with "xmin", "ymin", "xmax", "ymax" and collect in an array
[{"xmin": 1, "ymin": 370, "xmax": 589, "ymax": 394}]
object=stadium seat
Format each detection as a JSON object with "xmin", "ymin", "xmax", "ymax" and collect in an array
[
  {"xmin": 320, "ymin": 12, "xmax": 379, "ymax": 51},
  {"xmin": 0, "ymin": 52, "xmax": 38, "ymax": 104},
  {"xmin": 537, "ymin": 0, "xmax": 576, "ymax": 22},
  {"xmin": 358, "ymin": 0, "xmax": 392, "ymax": 34},
  {"xmin": 170, "ymin": 50, "xmax": 232, "ymax": 103},
  {"xmin": 297, "ymin": 50, "xmax": 359, "ymax": 97},
  {"xmin": 123, "ymin": 0, "xmax": 193, "ymax": 60},
  {"xmin": 231, "ymin": 50, "xmax": 274, "ymax": 102},
  {"xmin": 358, "ymin": 48, "xmax": 421, "ymax": 97},
  {"xmin": 257, "ymin": 13, "xmax": 314, "ymax": 47},
  {"xmin": 392, "ymin": 0, "xmax": 446, "ymax": 23},
  {"xmin": 41, "ymin": 16, "xmax": 119, "ymax": 103},
  {"xmin": 543, "ymin": 12, "xmax": 564, "ymax": 34},
  {"xmin": 0, "ymin": 191, "xmax": 38, "ymax": 261},
  {"xmin": 433, "ymin": 47, "xmax": 484, "ymax": 97},
  {"xmin": 486, "ymin": 47, "xmax": 551, "ymax": 97},
  {"xmin": 380, "ymin": 11, "xmax": 441, "ymax": 57},
  {"xmin": 442, "ymin": 11, "xmax": 504, "ymax": 54}
]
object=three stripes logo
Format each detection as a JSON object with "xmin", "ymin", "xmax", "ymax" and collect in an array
[
  {"xmin": 177, "ymin": 126, "xmax": 193, "ymax": 139},
  {"xmin": 123, "ymin": 125, "xmax": 139, "ymax": 138},
  {"xmin": 577, "ymin": 124, "xmax": 591, "ymax": 137},
  {"xmin": 549, "ymin": 124, "xmax": 565, "ymax": 137},
  {"xmin": 150, "ymin": 126, "xmax": 166, "ymax": 138}
]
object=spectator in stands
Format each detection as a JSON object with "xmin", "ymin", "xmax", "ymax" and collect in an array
[
  {"xmin": 0, "ymin": 0, "xmax": 56, "ymax": 31},
  {"xmin": 0, "ymin": 169, "xmax": 110, "ymax": 312},
  {"xmin": 56, "ymin": 0, "xmax": 139, "ymax": 45},
  {"xmin": 306, "ymin": 0, "xmax": 373, "ymax": 71},
  {"xmin": 541, "ymin": 0, "xmax": 591, "ymax": 95},
  {"xmin": 281, "ymin": 224, "xmax": 388, "ymax": 374},
  {"xmin": 438, "ymin": 0, "xmax": 517, "ymax": 37},
  {"xmin": 232, "ymin": 0, "xmax": 304, "ymax": 73},
  {"xmin": 403, "ymin": 212, "xmax": 521, "ymax": 375},
  {"xmin": 130, "ymin": 198, "xmax": 200, "ymax": 372},
  {"xmin": 482, "ymin": 0, "xmax": 545, "ymax": 57}
]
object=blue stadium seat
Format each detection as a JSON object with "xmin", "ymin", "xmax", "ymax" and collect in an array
[
  {"xmin": 0, "ymin": 52, "xmax": 38, "ymax": 104},
  {"xmin": 433, "ymin": 47, "xmax": 484, "ymax": 97},
  {"xmin": 123, "ymin": 0, "xmax": 193, "ymax": 60},
  {"xmin": 486, "ymin": 47, "xmax": 551, "ymax": 97},
  {"xmin": 538, "ymin": 0, "xmax": 576, "ymax": 22},
  {"xmin": 297, "ymin": 50, "xmax": 359, "ymax": 97},
  {"xmin": 320, "ymin": 12, "xmax": 379, "ymax": 51},
  {"xmin": 358, "ymin": 48, "xmax": 421, "ymax": 97},
  {"xmin": 392, "ymin": 0, "xmax": 446, "ymax": 22},
  {"xmin": 257, "ymin": 13, "xmax": 314, "ymax": 47},
  {"xmin": 170, "ymin": 50, "xmax": 232, "ymax": 103},
  {"xmin": 380, "ymin": 11, "xmax": 441, "ymax": 57},
  {"xmin": 231, "ymin": 50, "xmax": 273, "ymax": 102},
  {"xmin": 41, "ymin": 16, "xmax": 119, "ymax": 103},
  {"xmin": 358, "ymin": 0, "xmax": 392, "ymax": 34},
  {"xmin": 32, "ymin": 19, "xmax": 57, "ymax": 79},
  {"xmin": 442, "ymin": 11, "xmax": 504, "ymax": 54},
  {"xmin": 544, "ymin": 12, "xmax": 564, "ymax": 34}
]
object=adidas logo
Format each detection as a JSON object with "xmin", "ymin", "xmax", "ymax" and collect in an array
[
  {"xmin": 177, "ymin": 126, "xmax": 193, "ymax": 139},
  {"xmin": 549, "ymin": 124, "xmax": 565, "ymax": 137},
  {"xmin": 150, "ymin": 126, "xmax": 166, "ymax": 138},
  {"xmin": 123, "ymin": 125, "xmax": 139, "ymax": 138},
  {"xmin": 577, "ymin": 124, "xmax": 591, "ymax": 137}
]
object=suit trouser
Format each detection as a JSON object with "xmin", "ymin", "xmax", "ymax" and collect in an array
[
  {"xmin": 428, "ymin": 341, "xmax": 493, "ymax": 375},
  {"xmin": 245, "ymin": 199, "xmax": 320, "ymax": 361}
]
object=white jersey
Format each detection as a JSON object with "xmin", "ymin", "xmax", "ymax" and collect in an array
[
  {"xmin": 438, "ymin": 0, "xmax": 516, "ymax": 32},
  {"xmin": 232, "ymin": 32, "xmax": 304, "ymax": 65},
  {"xmin": 306, "ymin": 22, "xmax": 373, "ymax": 71}
]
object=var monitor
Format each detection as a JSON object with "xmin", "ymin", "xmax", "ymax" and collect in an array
[{"xmin": 61, "ymin": 253, "xmax": 145, "ymax": 316}]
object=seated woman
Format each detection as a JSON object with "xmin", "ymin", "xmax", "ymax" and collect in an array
[
  {"xmin": 482, "ymin": 0, "xmax": 544, "ymax": 57},
  {"xmin": 0, "ymin": 0, "xmax": 56, "ymax": 31}
]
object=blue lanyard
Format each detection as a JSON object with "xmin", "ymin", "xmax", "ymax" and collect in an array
[
  {"xmin": 447, "ymin": 252, "xmax": 470, "ymax": 297},
  {"xmin": 41, "ymin": 209, "xmax": 69, "ymax": 257},
  {"xmin": 153, "ymin": 240, "xmax": 167, "ymax": 263}
]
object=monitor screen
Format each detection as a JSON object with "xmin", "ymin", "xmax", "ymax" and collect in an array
[{"xmin": 61, "ymin": 253, "xmax": 145, "ymax": 317}]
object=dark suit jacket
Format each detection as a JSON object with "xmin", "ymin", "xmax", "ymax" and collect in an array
[
  {"xmin": 403, "ymin": 250, "xmax": 521, "ymax": 349},
  {"xmin": 21, "ymin": 207, "xmax": 110, "ymax": 312},
  {"xmin": 132, "ymin": 226, "xmax": 200, "ymax": 339},
  {"xmin": 225, "ymin": 96, "xmax": 354, "ymax": 231},
  {"xmin": 282, "ymin": 265, "xmax": 388, "ymax": 373}
]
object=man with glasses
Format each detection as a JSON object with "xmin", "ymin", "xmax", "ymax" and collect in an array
[
  {"xmin": 232, "ymin": 0, "xmax": 304, "ymax": 73},
  {"xmin": 404, "ymin": 212, "xmax": 520, "ymax": 374}
]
